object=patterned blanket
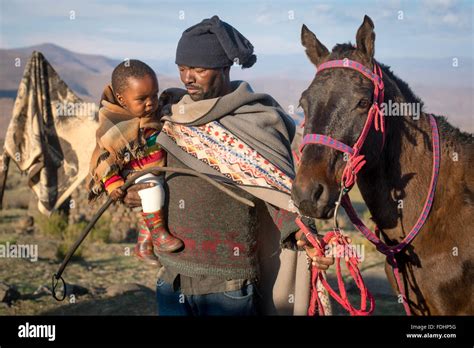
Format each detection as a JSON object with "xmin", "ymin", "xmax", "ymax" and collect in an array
[
  {"xmin": 157, "ymin": 81, "xmax": 297, "ymax": 211},
  {"xmin": 162, "ymin": 121, "xmax": 293, "ymax": 194},
  {"xmin": 2, "ymin": 52, "xmax": 98, "ymax": 215}
]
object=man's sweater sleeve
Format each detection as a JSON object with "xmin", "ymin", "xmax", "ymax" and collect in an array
[{"xmin": 264, "ymin": 202, "xmax": 301, "ymax": 250}]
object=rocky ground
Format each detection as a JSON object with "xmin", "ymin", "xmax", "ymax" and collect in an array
[{"xmin": 0, "ymin": 210, "xmax": 158, "ymax": 315}]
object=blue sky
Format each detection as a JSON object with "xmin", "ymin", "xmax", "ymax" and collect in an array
[{"xmin": 1, "ymin": 0, "xmax": 472, "ymax": 62}]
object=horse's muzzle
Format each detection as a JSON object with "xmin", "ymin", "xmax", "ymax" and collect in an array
[{"xmin": 291, "ymin": 180, "xmax": 336, "ymax": 219}]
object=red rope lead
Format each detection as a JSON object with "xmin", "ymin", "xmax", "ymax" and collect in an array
[{"xmin": 296, "ymin": 217, "xmax": 375, "ymax": 316}]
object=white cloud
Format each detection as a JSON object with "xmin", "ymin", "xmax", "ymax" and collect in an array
[
  {"xmin": 313, "ymin": 4, "xmax": 332, "ymax": 13},
  {"xmin": 442, "ymin": 13, "xmax": 460, "ymax": 25},
  {"xmin": 256, "ymin": 13, "xmax": 274, "ymax": 25},
  {"xmin": 420, "ymin": 0, "xmax": 471, "ymax": 28},
  {"xmin": 422, "ymin": 0, "xmax": 458, "ymax": 11},
  {"xmin": 252, "ymin": 34, "xmax": 302, "ymax": 55}
]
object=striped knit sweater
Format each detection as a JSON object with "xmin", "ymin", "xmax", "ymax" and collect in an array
[
  {"xmin": 102, "ymin": 128, "xmax": 166, "ymax": 194},
  {"xmin": 157, "ymin": 153, "xmax": 299, "ymax": 280}
]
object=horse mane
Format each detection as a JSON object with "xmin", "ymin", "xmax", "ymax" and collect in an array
[
  {"xmin": 431, "ymin": 115, "xmax": 473, "ymax": 145},
  {"xmin": 331, "ymin": 42, "xmax": 473, "ymax": 144}
]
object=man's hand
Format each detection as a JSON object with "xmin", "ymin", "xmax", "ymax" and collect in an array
[
  {"xmin": 122, "ymin": 183, "xmax": 156, "ymax": 208},
  {"xmin": 295, "ymin": 229, "xmax": 335, "ymax": 271}
]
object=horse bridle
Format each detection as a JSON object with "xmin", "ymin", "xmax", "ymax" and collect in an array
[
  {"xmin": 296, "ymin": 58, "xmax": 441, "ymax": 315},
  {"xmin": 299, "ymin": 58, "xmax": 386, "ymax": 191}
]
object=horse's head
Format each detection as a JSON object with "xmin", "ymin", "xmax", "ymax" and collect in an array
[{"xmin": 292, "ymin": 15, "xmax": 385, "ymax": 219}]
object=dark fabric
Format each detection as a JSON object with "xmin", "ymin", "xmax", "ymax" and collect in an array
[
  {"xmin": 158, "ymin": 153, "xmax": 260, "ymax": 280},
  {"xmin": 160, "ymin": 270, "xmax": 254, "ymax": 296},
  {"xmin": 264, "ymin": 202, "xmax": 300, "ymax": 251},
  {"xmin": 156, "ymin": 279, "xmax": 258, "ymax": 316},
  {"xmin": 157, "ymin": 153, "xmax": 299, "ymax": 281},
  {"xmin": 156, "ymin": 279, "xmax": 191, "ymax": 316},
  {"xmin": 175, "ymin": 15, "xmax": 256, "ymax": 69}
]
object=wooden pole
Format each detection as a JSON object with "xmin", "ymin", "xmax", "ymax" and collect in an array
[{"xmin": 0, "ymin": 154, "xmax": 10, "ymax": 210}]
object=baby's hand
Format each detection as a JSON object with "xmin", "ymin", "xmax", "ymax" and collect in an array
[{"xmin": 110, "ymin": 187, "xmax": 125, "ymax": 202}]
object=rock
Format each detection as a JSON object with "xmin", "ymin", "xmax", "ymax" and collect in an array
[
  {"xmin": 108, "ymin": 227, "xmax": 137, "ymax": 243},
  {"xmin": 105, "ymin": 283, "xmax": 144, "ymax": 297},
  {"xmin": 33, "ymin": 284, "xmax": 52, "ymax": 297},
  {"xmin": 64, "ymin": 283, "xmax": 89, "ymax": 297},
  {"xmin": 17, "ymin": 215, "xmax": 34, "ymax": 228},
  {"xmin": 0, "ymin": 282, "xmax": 21, "ymax": 304},
  {"xmin": 20, "ymin": 284, "xmax": 52, "ymax": 300},
  {"xmin": 89, "ymin": 286, "xmax": 106, "ymax": 297},
  {"xmin": 15, "ymin": 215, "xmax": 35, "ymax": 234}
]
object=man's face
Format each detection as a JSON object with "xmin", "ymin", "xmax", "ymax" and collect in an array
[
  {"xmin": 178, "ymin": 65, "xmax": 227, "ymax": 101},
  {"xmin": 116, "ymin": 74, "xmax": 159, "ymax": 118}
]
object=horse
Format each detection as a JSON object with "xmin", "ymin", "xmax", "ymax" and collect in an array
[{"xmin": 291, "ymin": 15, "xmax": 473, "ymax": 315}]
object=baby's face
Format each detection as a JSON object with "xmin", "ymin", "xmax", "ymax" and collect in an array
[{"xmin": 116, "ymin": 74, "xmax": 159, "ymax": 118}]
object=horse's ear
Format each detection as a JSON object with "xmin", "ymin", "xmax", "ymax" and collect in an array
[
  {"xmin": 301, "ymin": 24, "xmax": 329, "ymax": 67},
  {"xmin": 356, "ymin": 15, "xmax": 375, "ymax": 59}
]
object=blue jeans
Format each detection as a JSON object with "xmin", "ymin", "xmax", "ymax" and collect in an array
[{"xmin": 156, "ymin": 279, "xmax": 259, "ymax": 316}]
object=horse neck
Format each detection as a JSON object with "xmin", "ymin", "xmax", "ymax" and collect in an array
[{"xmin": 356, "ymin": 75, "xmax": 437, "ymax": 242}]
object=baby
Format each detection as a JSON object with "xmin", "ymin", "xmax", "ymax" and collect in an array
[{"xmin": 87, "ymin": 59, "xmax": 183, "ymax": 265}]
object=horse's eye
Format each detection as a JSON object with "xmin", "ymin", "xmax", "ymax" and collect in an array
[{"xmin": 358, "ymin": 98, "xmax": 370, "ymax": 108}]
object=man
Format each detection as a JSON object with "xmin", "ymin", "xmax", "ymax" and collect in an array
[{"xmin": 124, "ymin": 15, "xmax": 333, "ymax": 316}]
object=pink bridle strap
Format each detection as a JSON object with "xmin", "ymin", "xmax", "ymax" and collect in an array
[
  {"xmin": 340, "ymin": 114, "xmax": 441, "ymax": 315},
  {"xmin": 299, "ymin": 134, "xmax": 354, "ymax": 155},
  {"xmin": 317, "ymin": 58, "xmax": 384, "ymax": 89},
  {"xmin": 299, "ymin": 59, "xmax": 385, "ymax": 189}
]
